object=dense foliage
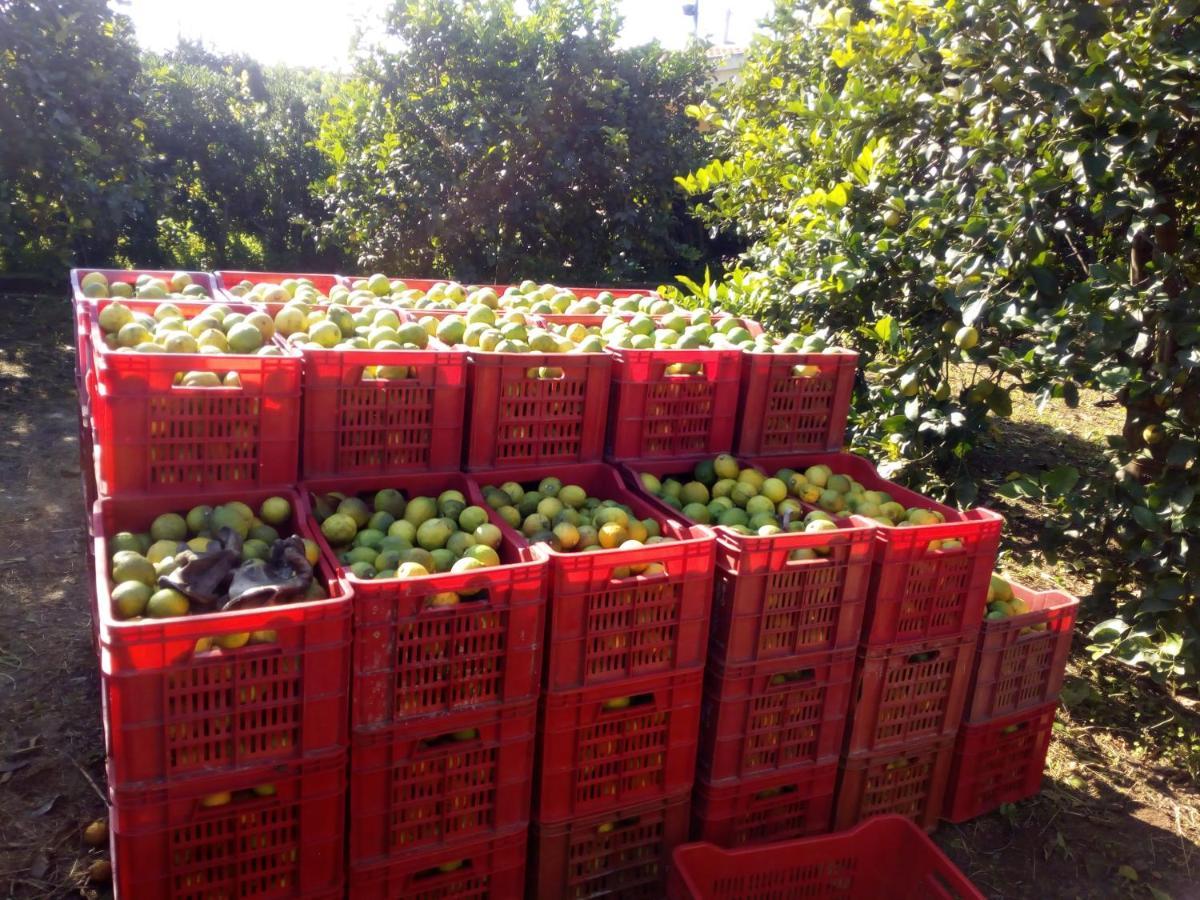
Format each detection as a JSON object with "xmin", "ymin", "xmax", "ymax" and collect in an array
[
  {"xmin": 135, "ymin": 43, "xmax": 334, "ymax": 269},
  {"xmin": 0, "ymin": 1, "xmax": 336, "ymax": 276},
  {"xmin": 0, "ymin": 0, "xmax": 151, "ymax": 274},
  {"xmin": 317, "ymin": 0, "xmax": 717, "ymax": 283},
  {"xmin": 680, "ymin": 0, "xmax": 1200, "ymax": 676},
  {"xmin": 1, "ymin": 0, "xmax": 717, "ymax": 284}
]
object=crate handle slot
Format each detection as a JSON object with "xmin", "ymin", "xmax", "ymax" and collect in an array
[
  {"xmin": 360, "ymin": 367, "xmax": 418, "ymax": 383},
  {"xmin": 597, "ymin": 813, "xmax": 644, "ymax": 834},
  {"xmin": 905, "ymin": 649, "xmax": 942, "ymax": 665},
  {"xmin": 1000, "ymin": 721, "xmax": 1031, "ymax": 735},
  {"xmin": 525, "ymin": 365, "xmax": 567, "ymax": 380},
  {"xmin": 600, "ymin": 692, "xmax": 653, "ymax": 712},
  {"xmin": 414, "ymin": 858, "xmax": 473, "ymax": 881},
  {"xmin": 785, "ymin": 551, "xmax": 835, "ymax": 567},
  {"xmin": 423, "ymin": 588, "xmax": 490, "ymax": 609},
  {"xmin": 191, "ymin": 633, "xmax": 279, "ymax": 659},
  {"xmin": 752, "ymin": 784, "xmax": 797, "ymax": 801},
  {"xmin": 789, "ymin": 364, "xmax": 823, "ymax": 380},
  {"xmin": 608, "ymin": 564, "xmax": 670, "ymax": 585},
  {"xmin": 193, "ymin": 784, "xmax": 278, "ymax": 815},
  {"xmin": 170, "ymin": 379, "xmax": 245, "ymax": 392},
  {"xmin": 662, "ymin": 361, "xmax": 705, "ymax": 378},
  {"xmin": 768, "ymin": 667, "xmax": 816, "ymax": 686},
  {"xmin": 419, "ymin": 726, "xmax": 482, "ymax": 751}
]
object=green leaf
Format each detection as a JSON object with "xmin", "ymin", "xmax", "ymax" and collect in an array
[
  {"xmin": 874, "ymin": 316, "xmax": 894, "ymax": 343},
  {"xmin": 1089, "ymin": 618, "xmax": 1128, "ymax": 643},
  {"xmin": 1131, "ymin": 506, "xmax": 1160, "ymax": 531},
  {"xmin": 962, "ymin": 297, "xmax": 988, "ymax": 326},
  {"xmin": 987, "ymin": 387, "xmax": 1013, "ymax": 417},
  {"xmin": 1042, "ymin": 466, "xmax": 1080, "ymax": 496}
]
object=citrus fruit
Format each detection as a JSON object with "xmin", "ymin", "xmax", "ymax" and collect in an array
[
  {"xmin": 112, "ymin": 581, "xmax": 152, "ymax": 618},
  {"xmin": 146, "ymin": 588, "xmax": 189, "ymax": 618},
  {"xmin": 321, "ymin": 513, "xmax": 358, "ymax": 546},
  {"xmin": 259, "ymin": 497, "xmax": 291, "ymax": 525}
]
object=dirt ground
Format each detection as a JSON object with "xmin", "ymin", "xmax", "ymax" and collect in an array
[{"xmin": 0, "ymin": 294, "xmax": 1195, "ymax": 898}]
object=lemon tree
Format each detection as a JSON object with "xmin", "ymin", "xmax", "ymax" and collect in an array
[{"xmin": 680, "ymin": 0, "xmax": 1200, "ymax": 676}]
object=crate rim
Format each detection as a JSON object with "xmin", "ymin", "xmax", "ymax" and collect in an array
[
  {"xmin": 93, "ymin": 487, "xmax": 351, "ymax": 641},
  {"xmin": 300, "ymin": 472, "xmax": 548, "ymax": 589}
]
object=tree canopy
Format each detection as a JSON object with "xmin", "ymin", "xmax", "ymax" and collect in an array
[
  {"xmin": 680, "ymin": 0, "xmax": 1200, "ymax": 675},
  {"xmin": 317, "ymin": 0, "xmax": 717, "ymax": 283}
]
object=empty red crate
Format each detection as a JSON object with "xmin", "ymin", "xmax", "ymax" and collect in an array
[
  {"xmin": 88, "ymin": 299, "xmax": 301, "ymax": 496},
  {"xmin": 297, "ymin": 322, "xmax": 467, "ymax": 478},
  {"xmin": 618, "ymin": 456, "xmax": 875, "ymax": 662},
  {"xmin": 734, "ymin": 350, "xmax": 858, "ymax": 456},
  {"xmin": 944, "ymin": 701, "xmax": 1058, "ymax": 823},
  {"xmin": 606, "ymin": 346, "xmax": 742, "ymax": 460},
  {"xmin": 302, "ymin": 472, "xmax": 546, "ymax": 730},
  {"xmin": 464, "ymin": 348, "xmax": 612, "ymax": 469},
  {"xmin": 71, "ymin": 267, "xmax": 221, "ymax": 301},
  {"xmin": 467, "ymin": 463, "xmax": 715, "ymax": 692},
  {"xmin": 668, "ymin": 814, "xmax": 984, "ymax": 900},
  {"xmin": 348, "ymin": 701, "xmax": 537, "ymax": 866},
  {"xmin": 845, "ymin": 634, "xmax": 976, "ymax": 754},
  {"xmin": 530, "ymin": 791, "xmax": 691, "ymax": 900},
  {"xmin": 94, "ymin": 489, "xmax": 352, "ymax": 788},
  {"xmin": 347, "ymin": 828, "xmax": 527, "ymax": 900},
  {"xmin": 535, "ymin": 668, "xmax": 703, "ymax": 822},
  {"xmin": 967, "ymin": 583, "xmax": 1078, "ymax": 722},
  {"xmin": 690, "ymin": 762, "xmax": 837, "ymax": 847},
  {"xmin": 747, "ymin": 452, "xmax": 1003, "ymax": 646},
  {"xmin": 214, "ymin": 270, "xmax": 348, "ymax": 299},
  {"xmin": 698, "ymin": 650, "xmax": 855, "ymax": 781},
  {"xmin": 834, "ymin": 737, "xmax": 955, "ymax": 831},
  {"xmin": 110, "ymin": 751, "xmax": 346, "ymax": 900}
]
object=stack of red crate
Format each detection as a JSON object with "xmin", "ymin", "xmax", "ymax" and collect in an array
[
  {"xmin": 944, "ymin": 582, "xmax": 1079, "ymax": 822},
  {"xmin": 619, "ymin": 453, "xmax": 875, "ymax": 848},
  {"xmin": 72, "ymin": 269, "xmax": 352, "ymax": 898},
  {"xmin": 301, "ymin": 471, "xmax": 546, "ymax": 896},
  {"xmin": 467, "ymin": 463, "xmax": 715, "ymax": 898},
  {"xmin": 806, "ymin": 453, "xmax": 1004, "ymax": 831},
  {"xmin": 93, "ymin": 489, "xmax": 353, "ymax": 899}
]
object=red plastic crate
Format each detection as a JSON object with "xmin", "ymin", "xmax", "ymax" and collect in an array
[
  {"xmin": 94, "ymin": 489, "xmax": 352, "ymax": 788},
  {"xmin": 296, "ymin": 322, "xmax": 467, "ymax": 478},
  {"xmin": 967, "ymin": 583, "xmax": 1078, "ymax": 722},
  {"xmin": 348, "ymin": 701, "xmax": 537, "ymax": 866},
  {"xmin": 606, "ymin": 346, "xmax": 743, "ymax": 460},
  {"xmin": 73, "ymin": 295, "xmax": 96, "ymax": 387},
  {"xmin": 88, "ymin": 299, "xmax": 301, "ymax": 496},
  {"xmin": 618, "ymin": 456, "xmax": 875, "ymax": 663},
  {"xmin": 747, "ymin": 452, "xmax": 1003, "ymax": 646},
  {"xmin": 71, "ymin": 267, "xmax": 220, "ymax": 301},
  {"xmin": 845, "ymin": 634, "xmax": 976, "ymax": 754},
  {"xmin": 214, "ymin": 270, "xmax": 348, "ymax": 299},
  {"xmin": 698, "ymin": 650, "xmax": 855, "ymax": 781},
  {"xmin": 347, "ymin": 827, "xmax": 527, "ymax": 900},
  {"xmin": 302, "ymin": 472, "xmax": 546, "ymax": 730},
  {"xmin": 530, "ymin": 791, "xmax": 691, "ymax": 900},
  {"xmin": 734, "ymin": 350, "xmax": 858, "ymax": 456},
  {"xmin": 945, "ymin": 700, "xmax": 1057, "ymax": 823},
  {"xmin": 467, "ymin": 463, "xmax": 715, "ymax": 692},
  {"xmin": 690, "ymin": 763, "xmax": 837, "ymax": 847},
  {"xmin": 464, "ymin": 348, "xmax": 612, "ymax": 469},
  {"xmin": 535, "ymin": 668, "xmax": 704, "ymax": 822},
  {"xmin": 668, "ymin": 814, "xmax": 984, "ymax": 900},
  {"xmin": 834, "ymin": 737, "xmax": 955, "ymax": 831},
  {"xmin": 109, "ymin": 752, "xmax": 346, "ymax": 900}
]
